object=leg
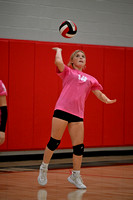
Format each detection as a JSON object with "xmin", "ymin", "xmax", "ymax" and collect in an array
[
  {"xmin": 43, "ymin": 117, "xmax": 68, "ymax": 164},
  {"xmin": 68, "ymin": 122, "xmax": 84, "ymax": 170},
  {"xmin": 0, "ymin": 132, "xmax": 5, "ymax": 145},
  {"xmin": 38, "ymin": 117, "xmax": 68, "ymax": 186},
  {"xmin": 67, "ymin": 122, "xmax": 86, "ymax": 189}
]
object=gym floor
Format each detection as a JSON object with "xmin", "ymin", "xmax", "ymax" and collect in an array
[{"xmin": 0, "ymin": 150, "xmax": 133, "ymax": 200}]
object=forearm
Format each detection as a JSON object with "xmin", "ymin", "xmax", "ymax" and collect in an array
[
  {"xmin": 54, "ymin": 49, "xmax": 63, "ymax": 63},
  {"xmin": 53, "ymin": 48, "xmax": 64, "ymax": 72},
  {"xmin": 92, "ymin": 90, "xmax": 116, "ymax": 104},
  {"xmin": 97, "ymin": 92, "xmax": 110, "ymax": 104}
]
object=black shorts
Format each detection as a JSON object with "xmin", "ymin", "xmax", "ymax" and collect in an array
[
  {"xmin": 53, "ymin": 109, "xmax": 83, "ymax": 123},
  {"xmin": 0, "ymin": 106, "xmax": 8, "ymax": 132}
]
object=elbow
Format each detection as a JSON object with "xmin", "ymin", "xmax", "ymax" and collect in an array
[
  {"xmin": 55, "ymin": 58, "xmax": 63, "ymax": 66},
  {"xmin": 54, "ymin": 59, "xmax": 64, "ymax": 72}
]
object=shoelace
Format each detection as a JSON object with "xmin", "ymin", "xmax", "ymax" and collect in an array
[
  {"xmin": 72, "ymin": 175, "xmax": 83, "ymax": 185},
  {"xmin": 40, "ymin": 168, "xmax": 47, "ymax": 179}
]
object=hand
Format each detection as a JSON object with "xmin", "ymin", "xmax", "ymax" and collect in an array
[
  {"xmin": 106, "ymin": 99, "xmax": 117, "ymax": 104},
  {"xmin": 52, "ymin": 47, "xmax": 62, "ymax": 51}
]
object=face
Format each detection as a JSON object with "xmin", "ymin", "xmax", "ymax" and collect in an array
[{"xmin": 72, "ymin": 51, "xmax": 86, "ymax": 70}]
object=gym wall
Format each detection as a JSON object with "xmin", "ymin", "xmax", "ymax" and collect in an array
[
  {"xmin": 0, "ymin": 0, "xmax": 133, "ymax": 46},
  {"xmin": 0, "ymin": 39, "xmax": 133, "ymax": 151},
  {"xmin": 0, "ymin": 0, "xmax": 133, "ymax": 151}
]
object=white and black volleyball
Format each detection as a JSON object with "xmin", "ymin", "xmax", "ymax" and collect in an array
[{"xmin": 59, "ymin": 20, "xmax": 77, "ymax": 38}]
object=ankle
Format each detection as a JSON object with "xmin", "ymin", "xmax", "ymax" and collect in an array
[
  {"xmin": 41, "ymin": 162, "xmax": 49, "ymax": 170},
  {"xmin": 72, "ymin": 170, "xmax": 80, "ymax": 177}
]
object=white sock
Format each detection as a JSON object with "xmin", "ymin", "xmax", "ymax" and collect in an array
[
  {"xmin": 72, "ymin": 170, "xmax": 80, "ymax": 177},
  {"xmin": 41, "ymin": 162, "xmax": 48, "ymax": 170}
]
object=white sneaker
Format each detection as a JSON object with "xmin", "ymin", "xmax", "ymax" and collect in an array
[
  {"xmin": 68, "ymin": 174, "xmax": 87, "ymax": 189},
  {"xmin": 38, "ymin": 165, "xmax": 48, "ymax": 186}
]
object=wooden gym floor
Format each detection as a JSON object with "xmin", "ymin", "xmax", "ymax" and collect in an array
[{"xmin": 0, "ymin": 153, "xmax": 133, "ymax": 200}]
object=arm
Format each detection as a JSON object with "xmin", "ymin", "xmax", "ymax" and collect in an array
[
  {"xmin": 92, "ymin": 90, "xmax": 116, "ymax": 104},
  {"xmin": 52, "ymin": 47, "xmax": 64, "ymax": 72}
]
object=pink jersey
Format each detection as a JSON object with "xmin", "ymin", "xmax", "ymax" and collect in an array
[
  {"xmin": 55, "ymin": 65, "xmax": 103, "ymax": 118},
  {"xmin": 0, "ymin": 80, "xmax": 7, "ymax": 96}
]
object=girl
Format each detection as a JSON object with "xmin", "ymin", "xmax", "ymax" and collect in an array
[
  {"xmin": 0, "ymin": 80, "xmax": 8, "ymax": 145},
  {"xmin": 38, "ymin": 48, "xmax": 116, "ymax": 189}
]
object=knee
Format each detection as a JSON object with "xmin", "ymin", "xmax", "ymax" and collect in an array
[
  {"xmin": 47, "ymin": 137, "xmax": 61, "ymax": 151},
  {"xmin": 73, "ymin": 144, "xmax": 84, "ymax": 156}
]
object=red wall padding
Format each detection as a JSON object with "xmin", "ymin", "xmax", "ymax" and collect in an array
[
  {"xmin": 124, "ymin": 48, "xmax": 133, "ymax": 145},
  {"xmin": 103, "ymin": 47, "xmax": 125, "ymax": 146},
  {"xmin": 8, "ymin": 40, "xmax": 35, "ymax": 150},
  {"xmin": 0, "ymin": 39, "xmax": 133, "ymax": 151}
]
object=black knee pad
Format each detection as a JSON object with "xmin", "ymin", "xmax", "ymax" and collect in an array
[
  {"xmin": 47, "ymin": 137, "xmax": 61, "ymax": 151},
  {"xmin": 0, "ymin": 106, "xmax": 8, "ymax": 132},
  {"xmin": 73, "ymin": 144, "xmax": 84, "ymax": 156}
]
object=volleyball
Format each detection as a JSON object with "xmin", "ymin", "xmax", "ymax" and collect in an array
[{"xmin": 59, "ymin": 20, "xmax": 77, "ymax": 38}]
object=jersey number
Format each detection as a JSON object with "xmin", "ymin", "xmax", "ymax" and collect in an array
[{"xmin": 78, "ymin": 75, "xmax": 87, "ymax": 82}]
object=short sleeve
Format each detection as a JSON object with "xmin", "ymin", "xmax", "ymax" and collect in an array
[
  {"xmin": 91, "ymin": 78, "xmax": 103, "ymax": 91},
  {"xmin": 56, "ymin": 64, "xmax": 70, "ymax": 79},
  {"xmin": 0, "ymin": 80, "xmax": 3, "ymax": 93},
  {"xmin": 0, "ymin": 80, "xmax": 7, "ymax": 96}
]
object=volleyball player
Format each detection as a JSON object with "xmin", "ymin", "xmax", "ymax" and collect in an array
[
  {"xmin": 38, "ymin": 48, "xmax": 116, "ymax": 189},
  {"xmin": 0, "ymin": 80, "xmax": 8, "ymax": 145}
]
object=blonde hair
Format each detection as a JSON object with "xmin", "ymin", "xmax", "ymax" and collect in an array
[{"xmin": 68, "ymin": 50, "xmax": 86, "ymax": 69}]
